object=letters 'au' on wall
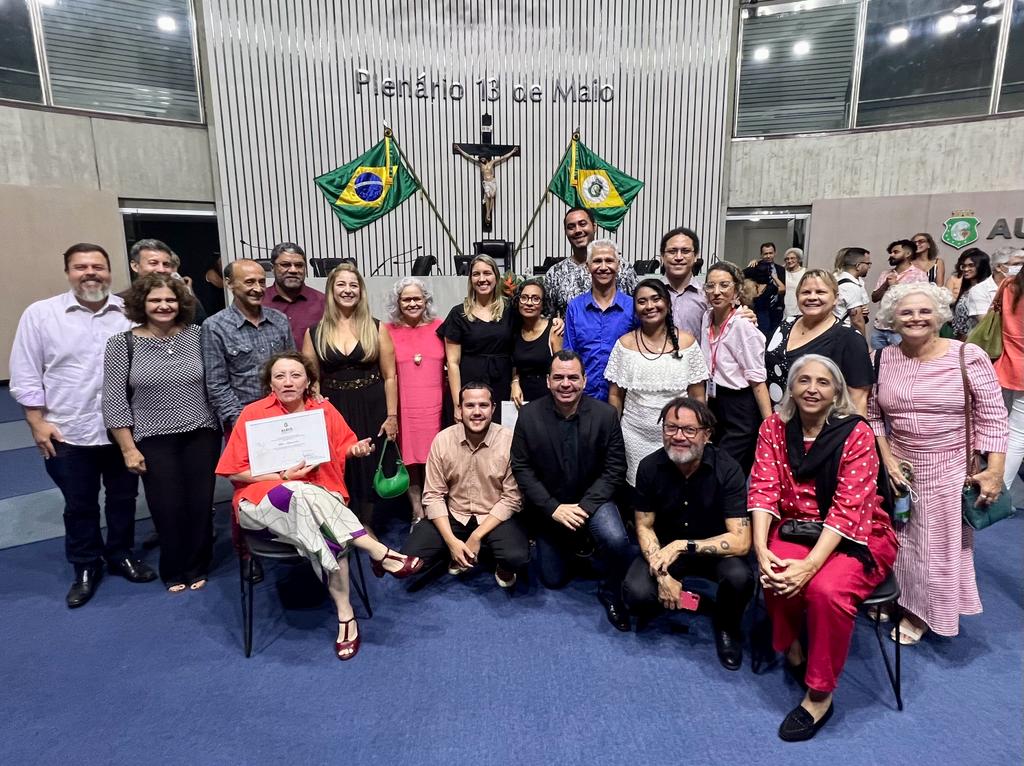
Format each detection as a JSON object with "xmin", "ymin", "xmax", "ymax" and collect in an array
[{"xmin": 202, "ymin": 0, "xmax": 734, "ymax": 276}]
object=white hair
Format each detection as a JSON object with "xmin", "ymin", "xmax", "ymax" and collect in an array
[
  {"xmin": 778, "ymin": 354, "xmax": 858, "ymax": 423},
  {"xmin": 784, "ymin": 247, "xmax": 804, "ymax": 266},
  {"xmin": 876, "ymin": 282, "xmax": 953, "ymax": 330},
  {"xmin": 586, "ymin": 238, "xmax": 620, "ymax": 264},
  {"xmin": 384, "ymin": 276, "xmax": 436, "ymax": 323},
  {"xmin": 990, "ymin": 246, "xmax": 1024, "ymax": 270}
]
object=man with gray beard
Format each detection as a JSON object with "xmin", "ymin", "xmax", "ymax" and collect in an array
[
  {"xmin": 621, "ymin": 396, "xmax": 753, "ymax": 670},
  {"xmin": 10, "ymin": 243, "xmax": 156, "ymax": 608}
]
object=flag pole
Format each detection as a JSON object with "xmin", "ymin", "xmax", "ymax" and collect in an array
[
  {"xmin": 385, "ymin": 127, "xmax": 464, "ymax": 258},
  {"xmin": 513, "ymin": 130, "xmax": 579, "ymax": 258}
]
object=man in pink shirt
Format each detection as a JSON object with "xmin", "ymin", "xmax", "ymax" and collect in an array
[
  {"xmin": 261, "ymin": 242, "xmax": 326, "ymax": 349},
  {"xmin": 870, "ymin": 239, "xmax": 927, "ymax": 350}
]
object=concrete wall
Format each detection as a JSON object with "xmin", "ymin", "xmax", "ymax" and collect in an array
[{"xmin": 728, "ymin": 115, "xmax": 1024, "ymax": 208}]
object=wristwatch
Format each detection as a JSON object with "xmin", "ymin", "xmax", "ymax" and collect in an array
[{"xmin": 687, "ymin": 540, "xmax": 697, "ymax": 556}]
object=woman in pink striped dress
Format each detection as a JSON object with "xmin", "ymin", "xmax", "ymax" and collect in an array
[{"xmin": 869, "ymin": 283, "xmax": 1008, "ymax": 644}]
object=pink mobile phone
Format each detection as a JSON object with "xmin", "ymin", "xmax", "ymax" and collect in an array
[{"xmin": 679, "ymin": 590, "xmax": 701, "ymax": 611}]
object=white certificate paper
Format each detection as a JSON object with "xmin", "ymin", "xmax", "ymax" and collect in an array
[{"xmin": 245, "ymin": 409, "xmax": 331, "ymax": 475}]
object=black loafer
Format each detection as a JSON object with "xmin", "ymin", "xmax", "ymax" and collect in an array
[
  {"xmin": 778, "ymin": 702, "xmax": 834, "ymax": 742},
  {"xmin": 66, "ymin": 566, "xmax": 102, "ymax": 608},
  {"xmin": 107, "ymin": 556, "xmax": 157, "ymax": 583},
  {"xmin": 715, "ymin": 629, "xmax": 743, "ymax": 671},
  {"xmin": 599, "ymin": 595, "xmax": 631, "ymax": 632}
]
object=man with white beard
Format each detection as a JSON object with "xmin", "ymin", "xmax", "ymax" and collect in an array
[{"xmin": 10, "ymin": 243, "xmax": 156, "ymax": 608}]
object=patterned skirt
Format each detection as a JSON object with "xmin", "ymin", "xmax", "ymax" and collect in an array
[{"xmin": 238, "ymin": 482, "xmax": 367, "ymax": 585}]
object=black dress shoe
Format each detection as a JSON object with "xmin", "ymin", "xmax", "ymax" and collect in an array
[
  {"xmin": 599, "ymin": 595, "xmax": 631, "ymax": 632},
  {"xmin": 107, "ymin": 556, "xmax": 157, "ymax": 583},
  {"xmin": 778, "ymin": 702, "xmax": 834, "ymax": 742},
  {"xmin": 66, "ymin": 566, "xmax": 102, "ymax": 609},
  {"xmin": 715, "ymin": 629, "xmax": 743, "ymax": 671}
]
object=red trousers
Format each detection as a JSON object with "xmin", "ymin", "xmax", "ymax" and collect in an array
[{"xmin": 765, "ymin": 526, "xmax": 898, "ymax": 693}]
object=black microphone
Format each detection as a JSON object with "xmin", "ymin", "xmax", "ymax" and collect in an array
[
  {"xmin": 371, "ymin": 245, "xmax": 423, "ymax": 276},
  {"xmin": 239, "ymin": 239, "xmax": 275, "ymax": 252}
]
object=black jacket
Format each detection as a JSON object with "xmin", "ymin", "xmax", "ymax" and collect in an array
[{"xmin": 510, "ymin": 396, "xmax": 626, "ymax": 516}]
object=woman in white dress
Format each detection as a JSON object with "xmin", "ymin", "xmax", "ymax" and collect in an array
[{"xmin": 606, "ymin": 278, "xmax": 708, "ymax": 486}]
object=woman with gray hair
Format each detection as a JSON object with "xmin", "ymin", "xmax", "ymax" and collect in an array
[
  {"xmin": 381, "ymin": 277, "xmax": 444, "ymax": 524},
  {"xmin": 782, "ymin": 248, "xmax": 806, "ymax": 319},
  {"xmin": 749, "ymin": 354, "xmax": 897, "ymax": 741},
  {"xmin": 868, "ymin": 282, "xmax": 1008, "ymax": 645}
]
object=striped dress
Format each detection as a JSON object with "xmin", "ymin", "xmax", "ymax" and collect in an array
[{"xmin": 868, "ymin": 341, "xmax": 1008, "ymax": 636}]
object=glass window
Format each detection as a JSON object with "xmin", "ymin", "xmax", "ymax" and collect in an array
[
  {"xmin": 858, "ymin": 0, "xmax": 1002, "ymax": 126},
  {"xmin": 39, "ymin": 0, "xmax": 201, "ymax": 121},
  {"xmin": 736, "ymin": 0, "xmax": 860, "ymax": 136},
  {"xmin": 0, "ymin": 0, "xmax": 43, "ymax": 103},
  {"xmin": 1000, "ymin": 0, "xmax": 1024, "ymax": 112}
]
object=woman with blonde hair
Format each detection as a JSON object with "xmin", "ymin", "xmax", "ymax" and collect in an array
[
  {"xmin": 437, "ymin": 254, "xmax": 514, "ymax": 423},
  {"xmin": 303, "ymin": 263, "xmax": 397, "ymax": 528}
]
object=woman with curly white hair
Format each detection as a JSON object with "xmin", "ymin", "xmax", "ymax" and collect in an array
[
  {"xmin": 381, "ymin": 277, "xmax": 444, "ymax": 524},
  {"xmin": 868, "ymin": 282, "xmax": 1008, "ymax": 645}
]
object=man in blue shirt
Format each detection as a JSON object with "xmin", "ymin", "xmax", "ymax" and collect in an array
[{"xmin": 563, "ymin": 239, "xmax": 634, "ymax": 401}]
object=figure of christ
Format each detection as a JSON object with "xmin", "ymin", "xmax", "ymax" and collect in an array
[{"xmin": 453, "ymin": 145, "xmax": 519, "ymax": 231}]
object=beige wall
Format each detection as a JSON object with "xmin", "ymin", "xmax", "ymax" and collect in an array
[
  {"xmin": 0, "ymin": 184, "xmax": 131, "ymax": 380},
  {"xmin": 729, "ymin": 115, "xmax": 1024, "ymax": 208}
]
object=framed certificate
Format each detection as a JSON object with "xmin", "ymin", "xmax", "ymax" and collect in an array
[{"xmin": 245, "ymin": 409, "xmax": 331, "ymax": 475}]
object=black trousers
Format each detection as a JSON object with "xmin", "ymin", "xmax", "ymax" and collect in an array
[
  {"xmin": 709, "ymin": 386, "xmax": 762, "ymax": 475},
  {"xmin": 402, "ymin": 513, "xmax": 530, "ymax": 570},
  {"xmin": 136, "ymin": 428, "xmax": 222, "ymax": 585},
  {"xmin": 622, "ymin": 554, "xmax": 754, "ymax": 634},
  {"xmin": 44, "ymin": 441, "xmax": 139, "ymax": 567}
]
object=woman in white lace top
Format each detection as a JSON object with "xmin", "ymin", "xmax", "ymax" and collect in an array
[{"xmin": 605, "ymin": 279, "xmax": 709, "ymax": 485}]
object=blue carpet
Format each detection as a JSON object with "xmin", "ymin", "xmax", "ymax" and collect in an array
[
  {"xmin": 2, "ymin": 512, "xmax": 1021, "ymax": 765},
  {"xmin": 0, "ymin": 385, "xmax": 23, "ymax": 423},
  {"xmin": 0, "ymin": 446, "xmax": 54, "ymax": 499}
]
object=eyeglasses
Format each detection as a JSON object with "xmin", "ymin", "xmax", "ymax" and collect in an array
[
  {"xmin": 519, "ymin": 295, "xmax": 543, "ymax": 304},
  {"xmin": 661, "ymin": 424, "xmax": 707, "ymax": 438},
  {"xmin": 663, "ymin": 247, "xmax": 695, "ymax": 257}
]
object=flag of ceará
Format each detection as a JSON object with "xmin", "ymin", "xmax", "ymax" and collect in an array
[
  {"xmin": 315, "ymin": 136, "xmax": 420, "ymax": 232},
  {"xmin": 547, "ymin": 138, "xmax": 644, "ymax": 231}
]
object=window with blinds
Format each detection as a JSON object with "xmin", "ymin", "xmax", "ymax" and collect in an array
[
  {"xmin": 0, "ymin": 0, "xmax": 43, "ymax": 103},
  {"xmin": 38, "ymin": 0, "xmax": 201, "ymax": 121},
  {"xmin": 999, "ymin": 0, "xmax": 1024, "ymax": 113},
  {"xmin": 736, "ymin": 0, "xmax": 860, "ymax": 136}
]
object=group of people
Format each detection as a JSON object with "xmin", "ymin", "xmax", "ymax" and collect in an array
[{"xmin": 8, "ymin": 211, "xmax": 1021, "ymax": 742}]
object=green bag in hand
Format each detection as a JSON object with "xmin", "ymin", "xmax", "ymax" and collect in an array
[
  {"xmin": 965, "ymin": 310, "xmax": 1003, "ymax": 361},
  {"xmin": 373, "ymin": 438, "xmax": 410, "ymax": 499}
]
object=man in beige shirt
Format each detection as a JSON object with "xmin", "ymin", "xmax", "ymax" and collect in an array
[{"xmin": 401, "ymin": 383, "xmax": 528, "ymax": 589}]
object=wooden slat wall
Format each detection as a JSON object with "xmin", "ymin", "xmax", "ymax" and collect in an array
[{"xmin": 202, "ymin": 0, "xmax": 733, "ymax": 275}]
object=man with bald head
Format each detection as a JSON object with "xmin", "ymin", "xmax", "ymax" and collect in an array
[{"xmin": 201, "ymin": 259, "xmax": 294, "ymax": 430}]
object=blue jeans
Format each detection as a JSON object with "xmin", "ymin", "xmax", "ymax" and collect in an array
[
  {"xmin": 534, "ymin": 501, "xmax": 631, "ymax": 603},
  {"xmin": 870, "ymin": 328, "xmax": 901, "ymax": 351}
]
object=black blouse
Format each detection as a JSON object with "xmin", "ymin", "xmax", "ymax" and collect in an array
[
  {"xmin": 438, "ymin": 302, "xmax": 514, "ymax": 401},
  {"xmin": 765, "ymin": 318, "xmax": 873, "ymax": 406}
]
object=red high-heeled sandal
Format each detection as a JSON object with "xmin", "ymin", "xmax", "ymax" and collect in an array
[
  {"xmin": 336, "ymin": 617, "xmax": 360, "ymax": 661},
  {"xmin": 370, "ymin": 547, "xmax": 424, "ymax": 579}
]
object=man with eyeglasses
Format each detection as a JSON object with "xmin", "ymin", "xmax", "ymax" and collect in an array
[
  {"xmin": 511, "ymin": 350, "xmax": 632, "ymax": 631},
  {"xmin": 261, "ymin": 242, "xmax": 326, "ymax": 349},
  {"xmin": 622, "ymin": 396, "xmax": 753, "ymax": 670},
  {"xmin": 833, "ymin": 247, "xmax": 872, "ymax": 336}
]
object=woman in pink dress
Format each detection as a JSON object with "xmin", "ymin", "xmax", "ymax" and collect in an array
[
  {"xmin": 381, "ymin": 277, "xmax": 445, "ymax": 525},
  {"xmin": 869, "ymin": 283, "xmax": 1008, "ymax": 644}
]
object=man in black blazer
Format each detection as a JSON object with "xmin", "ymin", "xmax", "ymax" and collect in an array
[{"xmin": 511, "ymin": 350, "xmax": 632, "ymax": 631}]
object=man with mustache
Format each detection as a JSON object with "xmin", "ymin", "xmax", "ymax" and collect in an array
[
  {"xmin": 261, "ymin": 242, "xmax": 325, "ymax": 349},
  {"xmin": 870, "ymin": 239, "xmax": 927, "ymax": 350},
  {"xmin": 10, "ymin": 243, "xmax": 157, "ymax": 607}
]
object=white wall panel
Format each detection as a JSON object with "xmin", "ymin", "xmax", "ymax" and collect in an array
[{"xmin": 202, "ymin": 0, "xmax": 734, "ymax": 274}]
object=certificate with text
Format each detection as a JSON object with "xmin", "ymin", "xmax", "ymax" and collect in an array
[{"xmin": 245, "ymin": 409, "xmax": 331, "ymax": 475}]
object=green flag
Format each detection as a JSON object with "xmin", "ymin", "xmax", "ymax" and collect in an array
[
  {"xmin": 315, "ymin": 136, "xmax": 420, "ymax": 232},
  {"xmin": 547, "ymin": 138, "xmax": 644, "ymax": 231}
]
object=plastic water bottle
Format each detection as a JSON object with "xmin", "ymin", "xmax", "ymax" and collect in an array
[{"xmin": 893, "ymin": 493, "xmax": 912, "ymax": 524}]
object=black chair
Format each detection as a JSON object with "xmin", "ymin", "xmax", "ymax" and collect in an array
[
  {"xmin": 239, "ymin": 535, "xmax": 372, "ymax": 658},
  {"xmin": 859, "ymin": 571, "xmax": 903, "ymax": 710},
  {"xmin": 309, "ymin": 257, "xmax": 356, "ymax": 277},
  {"xmin": 532, "ymin": 256, "xmax": 566, "ymax": 276},
  {"xmin": 255, "ymin": 259, "xmax": 273, "ymax": 273},
  {"xmin": 633, "ymin": 259, "xmax": 661, "ymax": 275}
]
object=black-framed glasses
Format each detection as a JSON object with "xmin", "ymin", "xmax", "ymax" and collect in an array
[{"xmin": 661, "ymin": 424, "xmax": 706, "ymax": 438}]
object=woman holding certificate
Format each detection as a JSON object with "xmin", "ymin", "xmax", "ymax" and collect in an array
[{"xmin": 216, "ymin": 352, "xmax": 423, "ymax": 661}]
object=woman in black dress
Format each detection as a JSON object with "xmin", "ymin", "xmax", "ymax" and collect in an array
[
  {"xmin": 439, "ymin": 254, "xmax": 514, "ymax": 423},
  {"xmin": 303, "ymin": 264, "xmax": 397, "ymax": 529},
  {"xmin": 765, "ymin": 269, "xmax": 873, "ymax": 416},
  {"xmin": 511, "ymin": 278, "xmax": 564, "ymax": 406}
]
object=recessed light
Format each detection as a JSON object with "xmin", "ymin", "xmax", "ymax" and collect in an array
[
  {"xmin": 888, "ymin": 27, "xmax": 909, "ymax": 44},
  {"xmin": 936, "ymin": 15, "xmax": 958, "ymax": 33},
  {"xmin": 753, "ymin": 46, "xmax": 771, "ymax": 62},
  {"xmin": 953, "ymin": 3, "xmax": 975, "ymax": 13},
  {"xmin": 793, "ymin": 40, "xmax": 811, "ymax": 56},
  {"xmin": 982, "ymin": 13, "xmax": 1001, "ymax": 24},
  {"xmin": 156, "ymin": 15, "xmax": 177, "ymax": 32},
  {"xmin": 983, "ymin": 0, "xmax": 1002, "ymax": 8}
]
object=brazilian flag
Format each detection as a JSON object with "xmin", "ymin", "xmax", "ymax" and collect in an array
[
  {"xmin": 315, "ymin": 136, "xmax": 420, "ymax": 232},
  {"xmin": 548, "ymin": 138, "xmax": 644, "ymax": 231}
]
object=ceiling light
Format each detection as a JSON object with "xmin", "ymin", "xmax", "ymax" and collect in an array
[
  {"xmin": 957, "ymin": 12, "xmax": 976, "ymax": 23},
  {"xmin": 983, "ymin": 0, "xmax": 1002, "ymax": 8},
  {"xmin": 953, "ymin": 3, "xmax": 975, "ymax": 13},
  {"xmin": 758, "ymin": 6, "xmax": 773, "ymax": 16},
  {"xmin": 982, "ymin": 13, "xmax": 1001, "ymax": 24},
  {"xmin": 888, "ymin": 27, "xmax": 909, "ymax": 44},
  {"xmin": 156, "ymin": 15, "xmax": 177, "ymax": 32},
  {"xmin": 741, "ymin": 9, "xmax": 749, "ymax": 19},
  {"xmin": 753, "ymin": 46, "xmax": 770, "ymax": 62},
  {"xmin": 793, "ymin": 40, "xmax": 811, "ymax": 56},
  {"xmin": 36, "ymin": 0, "xmax": 57, "ymax": 6},
  {"xmin": 936, "ymin": 15, "xmax": 958, "ymax": 33}
]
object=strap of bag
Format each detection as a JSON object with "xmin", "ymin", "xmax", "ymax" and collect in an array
[
  {"xmin": 124, "ymin": 330, "xmax": 135, "ymax": 405},
  {"xmin": 375, "ymin": 437, "xmax": 405, "ymax": 472},
  {"xmin": 959, "ymin": 343, "xmax": 976, "ymax": 481}
]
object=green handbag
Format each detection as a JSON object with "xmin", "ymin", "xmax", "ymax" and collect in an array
[
  {"xmin": 958, "ymin": 344, "xmax": 1015, "ymax": 530},
  {"xmin": 965, "ymin": 310, "xmax": 1003, "ymax": 361},
  {"xmin": 373, "ymin": 438, "xmax": 410, "ymax": 499}
]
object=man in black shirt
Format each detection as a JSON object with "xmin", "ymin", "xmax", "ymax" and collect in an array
[
  {"xmin": 511, "ymin": 350, "xmax": 632, "ymax": 631},
  {"xmin": 622, "ymin": 396, "xmax": 754, "ymax": 670}
]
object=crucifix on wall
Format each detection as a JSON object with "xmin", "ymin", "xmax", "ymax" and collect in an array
[{"xmin": 452, "ymin": 114, "xmax": 520, "ymax": 233}]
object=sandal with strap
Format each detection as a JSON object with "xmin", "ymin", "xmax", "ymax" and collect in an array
[
  {"xmin": 890, "ymin": 619, "xmax": 927, "ymax": 646},
  {"xmin": 336, "ymin": 617, "xmax": 360, "ymax": 661},
  {"xmin": 370, "ymin": 547, "xmax": 424, "ymax": 580}
]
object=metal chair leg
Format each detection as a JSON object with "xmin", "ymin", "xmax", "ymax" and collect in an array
[
  {"xmin": 242, "ymin": 558, "xmax": 255, "ymax": 658},
  {"xmin": 350, "ymin": 550, "xmax": 373, "ymax": 619},
  {"xmin": 870, "ymin": 598, "xmax": 902, "ymax": 711},
  {"xmin": 892, "ymin": 602, "xmax": 903, "ymax": 710}
]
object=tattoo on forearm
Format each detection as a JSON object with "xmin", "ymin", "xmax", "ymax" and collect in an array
[
  {"xmin": 698, "ymin": 545, "xmax": 717, "ymax": 555},
  {"xmin": 738, "ymin": 518, "xmax": 750, "ymax": 527},
  {"xmin": 720, "ymin": 541, "xmax": 730, "ymax": 550}
]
